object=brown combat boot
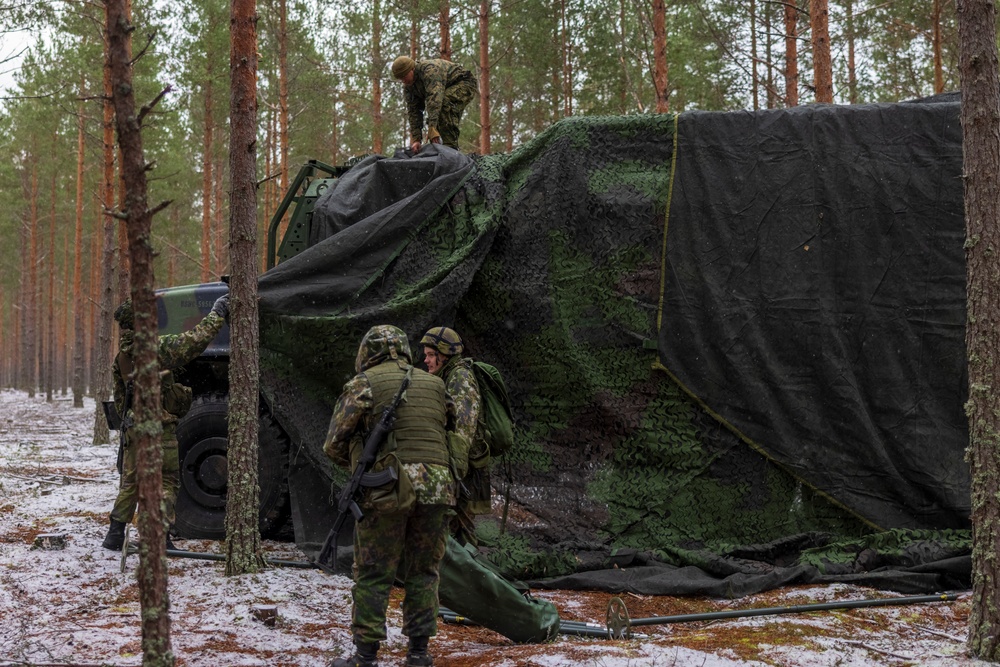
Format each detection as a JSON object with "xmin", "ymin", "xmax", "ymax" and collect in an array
[
  {"xmin": 329, "ymin": 641, "xmax": 379, "ymax": 667},
  {"xmin": 406, "ymin": 636, "xmax": 433, "ymax": 666}
]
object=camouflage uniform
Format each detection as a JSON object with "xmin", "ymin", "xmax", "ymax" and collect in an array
[
  {"xmin": 403, "ymin": 59, "xmax": 478, "ymax": 149},
  {"xmin": 323, "ymin": 325, "xmax": 459, "ymax": 654},
  {"xmin": 109, "ymin": 309, "xmax": 226, "ymax": 528},
  {"xmin": 436, "ymin": 354, "xmax": 490, "ymax": 545}
]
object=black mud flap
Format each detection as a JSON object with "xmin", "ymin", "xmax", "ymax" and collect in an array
[{"xmin": 288, "ymin": 447, "xmax": 353, "ymax": 562}]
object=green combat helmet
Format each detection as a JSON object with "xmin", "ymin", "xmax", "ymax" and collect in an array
[
  {"xmin": 113, "ymin": 300, "xmax": 134, "ymax": 330},
  {"xmin": 420, "ymin": 326, "xmax": 464, "ymax": 357},
  {"xmin": 356, "ymin": 324, "xmax": 412, "ymax": 372}
]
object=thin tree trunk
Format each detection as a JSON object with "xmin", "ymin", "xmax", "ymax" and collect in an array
[
  {"xmin": 214, "ymin": 154, "xmax": 226, "ymax": 276},
  {"xmin": 810, "ymin": 0, "xmax": 832, "ymax": 103},
  {"xmin": 201, "ymin": 71, "xmax": 214, "ymax": 283},
  {"xmin": 278, "ymin": 0, "xmax": 289, "ymax": 194},
  {"xmin": 846, "ymin": 0, "xmax": 857, "ymax": 104},
  {"xmin": 653, "ymin": 0, "xmax": 668, "ymax": 113},
  {"xmin": 750, "ymin": 0, "xmax": 758, "ymax": 110},
  {"xmin": 560, "ymin": 0, "xmax": 571, "ymax": 117},
  {"xmin": 46, "ymin": 161, "xmax": 56, "ymax": 403},
  {"xmin": 106, "ymin": 0, "xmax": 173, "ymax": 663},
  {"xmin": 957, "ymin": 0, "xmax": 1000, "ymax": 660},
  {"xmin": 784, "ymin": 1, "xmax": 799, "ymax": 106},
  {"xmin": 26, "ymin": 160, "xmax": 38, "ymax": 398},
  {"xmin": 932, "ymin": 0, "xmax": 944, "ymax": 94},
  {"xmin": 439, "ymin": 0, "xmax": 451, "ymax": 60},
  {"xmin": 478, "ymin": 0, "xmax": 491, "ymax": 153},
  {"xmin": 73, "ymin": 93, "xmax": 87, "ymax": 408},
  {"xmin": 227, "ymin": 0, "xmax": 265, "ymax": 575},
  {"xmin": 410, "ymin": 0, "xmax": 419, "ymax": 59},
  {"xmin": 93, "ymin": 33, "xmax": 117, "ymax": 445},
  {"xmin": 372, "ymin": 0, "xmax": 383, "ymax": 154},
  {"xmin": 764, "ymin": 5, "xmax": 775, "ymax": 108}
]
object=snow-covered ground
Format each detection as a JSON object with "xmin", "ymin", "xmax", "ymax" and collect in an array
[{"xmin": 0, "ymin": 389, "xmax": 986, "ymax": 666}]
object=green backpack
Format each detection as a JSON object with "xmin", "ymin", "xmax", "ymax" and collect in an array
[{"xmin": 471, "ymin": 361, "xmax": 514, "ymax": 457}]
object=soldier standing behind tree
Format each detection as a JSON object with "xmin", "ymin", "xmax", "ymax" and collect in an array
[
  {"xmin": 323, "ymin": 325, "xmax": 471, "ymax": 667},
  {"xmin": 420, "ymin": 327, "xmax": 490, "ymax": 547},
  {"xmin": 391, "ymin": 56, "xmax": 478, "ymax": 152},
  {"xmin": 101, "ymin": 293, "xmax": 230, "ymax": 551}
]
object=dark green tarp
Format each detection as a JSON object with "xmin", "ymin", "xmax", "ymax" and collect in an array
[{"xmin": 257, "ymin": 101, "xmax": 970, "ymax": 601}]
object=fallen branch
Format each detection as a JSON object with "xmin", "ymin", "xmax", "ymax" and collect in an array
[
  {"xmin": 913, "ymin": 623, "xmax": 965, "ymax": 642},
  {"xmin": 842, "ymin": 639, "xmax": 912, "ymax": 660}
]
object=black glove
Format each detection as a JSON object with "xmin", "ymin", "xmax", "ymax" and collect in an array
[{"xmin": 210, "ymin": 293, "xmax": 230, "ymax": 321}]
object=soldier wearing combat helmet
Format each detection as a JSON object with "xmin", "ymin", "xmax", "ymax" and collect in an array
[
  {"xmin": 420, "ymin": 326, "xmax": 489, "ymax": 546},
  {"xmin": 324, "ymin": 325, "xmax": 463, "ymax": 667},
  {"xmin": 391, "ymin": 55, "xmax": 478, "ymax": 151},
  {"xmin": 102, "ymin": 292, "xmax": 230, "ymax": 551}
]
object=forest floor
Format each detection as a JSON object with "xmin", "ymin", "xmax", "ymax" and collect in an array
[{"xmin": 0, "ymin": 389, "xmax": 987, "ymax": 667}]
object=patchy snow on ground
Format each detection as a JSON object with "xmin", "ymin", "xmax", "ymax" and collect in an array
[{"xmin": 0, "ymin": 389, "xmax": 987, "ymax": 666}]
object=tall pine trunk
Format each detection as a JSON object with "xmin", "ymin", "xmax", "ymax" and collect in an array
[
  {"xmin": 278, "ymin": 0, "xmax": 289, "ymax": 194},
  {"xmin": 106, "ymin": 0, "xmax": 174, "ymax": 662},
  {"xmin": 26, "ymin": 160, "xmax": 39, "ymax": 398},
  {"xmin": 810, "ymin": 0, "xmax": 832, "ymax": 103},
  {"xmin": 478, "ymin": 0, "xmax": 491, "ymax": 153},
  {"xmin": 93, "ymin": 37, "xmax": 117, "ymax": 446},
  {"xmin": 73, "ymin": 93, "xmax": 87, "ymax": 408},
  {"xmin": 201, "ymin": 72, "xmax": 214, "ymax": 283},
  {"xmin": 957, "ymin": 0, "xmax": 1000, "ymax": 659},
  {"xmin": 653, "ymin": 0, "xmax": 668, "ymax": 113},
  {"xmin": 784, "ymin": 1, "xmax": 799, "ymax": 106},
  {"xmin": 226, "ymin": 0, "xmax": 265, "ymax": 575},
  {"xmin": 439, "ymin": 0, "xmax": 452, "ymax": 60},
  {"xmin": 372, "ymin": 0, "xmax": 383, "ymax": 154}
]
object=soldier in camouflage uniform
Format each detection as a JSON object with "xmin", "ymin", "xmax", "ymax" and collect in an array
[
  {"xmin": 391, "ymin": 56, "xmax": 478, "ymax": 151},
  {"xmin": 324, "ymin": 325, "xmax": 469, "ymax": 667},
  {"xmin": 420, "ymin": 327, "xmax": 490, "ymax": 546},
  {"xmin": 101, "ymin": 293, "xmax": 229, "ymax": 551}
]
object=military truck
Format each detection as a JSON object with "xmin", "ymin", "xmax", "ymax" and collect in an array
[
  {"xmin": 153, "ymin": 101, "xmax": 972, "ymax": 604},
  {"xmin": 157, "ymin": 159, "xmax": 349, "ymax": 539}
]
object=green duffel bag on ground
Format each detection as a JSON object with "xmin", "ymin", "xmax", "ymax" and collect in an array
[{"xmin": 438, "ymin": 537, "xmax": 560, "ymax": 644}]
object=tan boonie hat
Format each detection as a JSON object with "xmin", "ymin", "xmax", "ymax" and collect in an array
[{"xmin": 391, "ymin": 56, "xmax": 416, "ymax": 80}]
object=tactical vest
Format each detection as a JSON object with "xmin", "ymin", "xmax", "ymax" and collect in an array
[
  {"xmin": 364, "ymin": 362, "xmax": 450, "ymax": 467},
  {"xmin": 116, "ymin": 350, "xmax": 193, "ymax": 422}
]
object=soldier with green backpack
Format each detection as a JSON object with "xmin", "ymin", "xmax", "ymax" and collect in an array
[
  {"xmin": 101, "ymin": 294, "xmax": 230, "ymax": 551},
  {"xmin": 420, "ymin": 327, "xmax": 513, "ymax": 546}
]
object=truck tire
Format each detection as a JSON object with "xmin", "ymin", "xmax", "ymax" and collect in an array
[{"xmin": 173, "ymin": 393, "xmax": 291, "ymax": 539}]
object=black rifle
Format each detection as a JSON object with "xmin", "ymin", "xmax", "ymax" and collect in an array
[
  {"xmin": 316, "ymin": 367, "xmax": 412, "ymax": 574},
  {"xmin": 116, "ymin": 380, "xmax": 134, "ymax": 475}
]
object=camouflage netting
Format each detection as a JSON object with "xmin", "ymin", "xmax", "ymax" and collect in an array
[{"xmin": 258, "ymin": 99, "xmax": 971, "ymax": 598}]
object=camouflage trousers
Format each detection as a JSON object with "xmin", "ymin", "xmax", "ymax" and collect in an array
[
  {"xmin": 351, "ymin": 503, "xmax": 452, "ymax": 644},
  {"xmin": 437, "ymin": 79, "xmax": 477, "ymax": 149},
  {"xmin": 110, "ymin": 423, "xmax": 180, "ymax": 527}
]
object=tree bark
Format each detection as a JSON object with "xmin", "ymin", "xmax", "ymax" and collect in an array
[
  {"xmin": 560, "ymin": 0, "xmax": 571, "ymax": 117},
  {"xmin": 226, "ymin": 0, "xmax": 265, "ymax": 575},
  {"xmin": 278, "ymin": 0, "xmax": 289, "ymax": 194},
  {"xmin": 439, "ymin": 0, "xmax": 452, "ymax": 60},
  {"xmin": 46, "ymin": 158, "xmax": 57, "ymax": 402},
  {"xmin": 201, "ymin": 71, "xmax": 214, "ymax": 283},
  {"xmin": 809, "ymin": 0, "xmax": 832, "ymax": 103},
  {"xmin": 93, "ymin": 34, "xmax": 117, "ymax": 445},
  {"xmin": 653, "ymin": 0, "xmax": 669, "ymax": 113},
  {"xmin": 932, "ymin": 0, "xmax": 944, "ymax": 95},
  {"xmin": 478, "ymin": 0, "xmax": 491, "ymax": 153},
  {"xmin": 372, "ymin": 0, "xmax": 383, "ymax": 154},
  {"xmin": 26, "ymin": 159, "xmax": 38, "ymax": 397},
  {"xmin": 73, "ymin": 92, "xmax": 87, "ymax": 408},
  {"xmin": 105, "ymin": 0, "xmax": 174, "ymax": 663},
  {"xmin": 845, "ymin": 0, "xmax": 857, "ymax": 104},
  {"xmin": 749, "ymin": 0, "xmax": 758, "ymax": 110},
  {"xmin": 957, "ymin": 0, "xmax": 1000, "ymax": 660},
  {"xmin": 784, "ymin": 1, "xmax": 799, "ymax": 106}
]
